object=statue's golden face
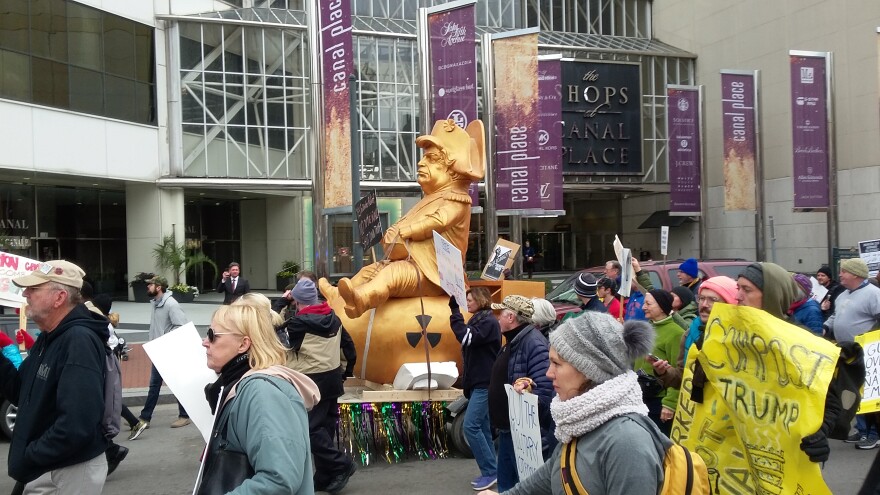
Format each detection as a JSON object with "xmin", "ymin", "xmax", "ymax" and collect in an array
[{"xmin": 416, "ymin": 145, "xmax": 452, "ymax": 193}]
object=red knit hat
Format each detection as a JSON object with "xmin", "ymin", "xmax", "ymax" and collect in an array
[{"xmin": 699, "ymin": 276, "xmax": 738, "ymax": 304}]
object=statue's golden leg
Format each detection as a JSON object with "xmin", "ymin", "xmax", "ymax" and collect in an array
[{"xmin": 318, "ymin": 277, "xmax": 339, "ymax": 301}]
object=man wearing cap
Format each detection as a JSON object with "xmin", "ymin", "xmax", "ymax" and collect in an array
[
  {"xmin": 677, "ymin": 258, "xmax": 702, "ymax": 296},
  {"xmin": 129, "ymin": 276, "xmax": 191, "ymax": 440},
  {"xmin": 562, "ymin": 272, "xmax": 606, "ymax": 321},
  {"xmin": 325, "ymin": 119, "xmax": 485, "ymax": 319},
  {"xmin": 487, "ymin": 295, "xmax": 554, "ymax": 492},
  {"xmin": 0, "ymin": 260, "xmax": 110, "ymax": 493},
  {"xmin": 284, "ymin": 277, "xmax": 357, "ymax": 493}
]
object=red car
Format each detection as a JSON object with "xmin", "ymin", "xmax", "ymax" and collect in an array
[{"xmin": 546, "ymin": 259, "xmax": 753, "ymax": 320}]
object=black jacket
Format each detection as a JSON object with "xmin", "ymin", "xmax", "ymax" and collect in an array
[
  {"xmin": 287, "ymin": 304, "xmax": 356, "ymax": 400},
  {"xmin": 0, "ymin": 304, "xmax": 110, "ymax": 483},
  {"xmin": 217, "ymin": 277, "xmax": 250, "ymax": 305},
  {"xmin": 449, "ymin": 307, "xmax": 501, "ymax": 397}
]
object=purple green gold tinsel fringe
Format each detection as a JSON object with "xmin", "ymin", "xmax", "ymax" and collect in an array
[{"xmin": 336, "ymin": 402, "xmax": 450, "ymax": 465}]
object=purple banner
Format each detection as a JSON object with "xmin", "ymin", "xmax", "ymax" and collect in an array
[
  {"xmin": 538, "ymin": 59, "xmax": 562, "ymax": 211},
  {"xmin": 721, "ymin": 72, "xmax": 757, "ymax": 211},
  {"xmin": 319, "ymin": 0, "xmax": 353, "ymax": 210},
  {"xmin": 667, "ymin": 87, "xmax": 702, "ymax": 215},
  {"xmin": 428, "ymin": 4, "xmax": 478, "ymax": 205},
  {"xmin": 493, "ymin": 33, "xmax": 540, "ymax": 211},
  {"xmin": 790, "ymin": 54, "xmax": 829, "ymax": 209}
]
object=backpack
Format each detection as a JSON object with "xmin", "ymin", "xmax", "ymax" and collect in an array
[
  {"xmin": 102, "ymin": 346, "xmax": 123, "ymax": 439},
  {"xmin": 827, "ymin": 341, "xmax": 865, "ymax": 440},
  {"xmin": 560, "ymin": 419, "xmax": 710, "ymax": 495}
]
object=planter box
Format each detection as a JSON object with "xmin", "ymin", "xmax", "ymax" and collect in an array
[
  {"xmin": 130, "ymin": 281, "xmax": 150, "ymax": 303},
  {"xmin": 171, "ymin": 291, "xmax": 195, "ymax": 304}
]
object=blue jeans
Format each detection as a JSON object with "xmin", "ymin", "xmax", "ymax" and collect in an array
[
  {"xmin": 140, "ymin": 365, "xmax": 188, "ymax": 422},
  {"xmin": 858, "ymin": 414, "xmax": 878, "ymax": 439},
  {"xmin": 496, "ymin": 430, "xmax": 519, "ymax": 492},
  {"xmin": 464, "ymin": 389, "xmax": 496, "ymax": 477}
]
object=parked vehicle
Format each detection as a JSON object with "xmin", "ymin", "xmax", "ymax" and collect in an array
[{"xmin": 546, "ymin": 259, "xmax": 753, "ymax": 320}]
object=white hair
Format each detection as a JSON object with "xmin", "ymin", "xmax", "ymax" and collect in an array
[{"xmin": 530, "ymin": 298, "xmax": 557, "ymax": 327}]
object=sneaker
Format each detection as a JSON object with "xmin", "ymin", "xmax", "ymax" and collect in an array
[
  {"xmin": 845, "ymin": 432, "xmax": 866, "ymax": 443},
  {"xmin": 472, "ymin": 476, "xmax": 497, "ymax": 491},
  {"xmin": 170, "ymin": 417, "xmax": 192, "ymax": 428},
  {"xmin": 470, "ymin": 475, "xmax": 483, "ymax": 487},
  {"xmin": 325, "ymin": 462, "xmax": 357, "ymax": 494},
  {"xmin": 128, "ymin": 420, "xmax": 149, "ymax": 441},
  {"xmin": 106, "ymin": 444, "xmax": 129, "ymax": 476},
  {"xmin": 857, "ymin": 436, "xmax": 880, "ymax": 450}
]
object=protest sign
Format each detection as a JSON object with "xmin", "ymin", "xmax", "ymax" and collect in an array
[
  {"xmin": 612, "ymin": 236, "xmax": 633, "ymax": 297},
  {"xmin": 856, "ymin": 329, "xmax": 880, "ymax": 414},
  {"xmin": 433, "ymin": 230, "xmax": 466, "ymax": 307},
  {"xmin": 672, "ymin": 304, "xmax": 839, "ymax": 495},
  {"xmin": 143, "ymin": 322, "xmax": 218, "ymax": 443},
  {"xmin": 660, "ymin": 226, "xmax": 669, "ymax": 256},
  {"xmin": 481, "ymin": 238, "xmax": 520, "ymax": 281},
  {"xmin": 505, "ymin": 384, "xmax": 543, "ymax": 478},
  {"xmin": 0, "ymin": 252, "xmax": 45, "ymax": 307},
  {"xmin": 355, "ymin": 191, "xmax": 383, "ymax": 251},
  {"xmin": 809, "ymin": 276, "xmax": 828, "ymax": 303},
  {"xmin": 859, "ymin": 239, "xmax": 880, "ymax": 277}
]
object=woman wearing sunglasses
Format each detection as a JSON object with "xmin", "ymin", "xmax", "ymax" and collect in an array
[{"xmin": 195, "ymin": 304, "xmax": 320, "ymax": 494}]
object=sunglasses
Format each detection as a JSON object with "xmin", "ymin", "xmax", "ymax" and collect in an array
[{"xmin": 207, "ymin": 327, "xmax": 236, "ymax": 343}]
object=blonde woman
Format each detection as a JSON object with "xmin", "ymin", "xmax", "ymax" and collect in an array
[{"xmin": 232, "ymin": 292, "xmax": 288, "ymax": 347}]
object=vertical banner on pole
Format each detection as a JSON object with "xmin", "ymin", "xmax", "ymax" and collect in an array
[
  {"xmin": 426, "ymin": 1, "xmax": 479, "ymax": 205},
  {"xmin": 789, "ymin": 52, "xmax": 830, "ymax": 210},
  {"xmin": 492, "ymin": 29, "xmax": 541, "ymax": 212},
  {"xmin": 319, "ymin": 0, "xmax": 353, "ymax": 210},
  {"xmin": 667, "ymin": 85, "xmax": 702, "ymax": 216},
  {"xmin": 721, "ymin": 71, "xmax": 758, "ymax": 211},
  {"xmin": 538, "ymin": 57, "xmax": 563, "ymax": 212},
  {"xmin": 660, "ymin": 226, "xmax": 669, "ymax": 256}
]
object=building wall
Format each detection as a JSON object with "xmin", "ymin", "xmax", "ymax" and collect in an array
[{"xmin": 653, "ymin": 0, "xmax": 880, "ymax": 269}]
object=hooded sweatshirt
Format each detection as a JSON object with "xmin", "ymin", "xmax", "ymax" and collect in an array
[
  {"xmin": 0, "ymin": 304, "xmax": 110, "ymax": 483},
  {"xmin": 759, "ymin": 262, "xmax": 799, "ymax": 320},
  {"xmin": 286, "ymin": 302, "xmax": 354, "ymax": 399}
]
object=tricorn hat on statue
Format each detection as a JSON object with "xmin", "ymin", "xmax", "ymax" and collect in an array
[{"xmin": 415, "ymin": 119, "xmax": 485, "ymax": 181}]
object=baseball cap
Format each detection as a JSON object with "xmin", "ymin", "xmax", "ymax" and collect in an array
[
  {"xmin": 490, "ymin": 295, "xmax": 535, "ymax": 319},
  {"xmin": 12, "ymin": 260, "xmax": 85, "ymax": 289},
  {"xmin": 145, "ymin": 276, "xmax": 168, "ymax": 289}
]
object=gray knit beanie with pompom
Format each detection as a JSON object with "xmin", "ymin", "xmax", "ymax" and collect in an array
[{"xmin": 549, "ymin": 312, "xmax": 654, "ymax": 384}]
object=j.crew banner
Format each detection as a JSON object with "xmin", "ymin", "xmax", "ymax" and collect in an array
[
  {"xmin": 667, "ymin": 85, "xmax": 702, "ymax": 216},
  {"xmin": 319, "ymin": 0, "xmax": 353, "ymax": 210},
  {"xmin": 537, "ymin": 58, "xmax": 563, "ymax": 212},
  {"xmin": 789, "ymin": 52, "xmax": 830, "ymax": 209},
  {"xmin": 493, "ymin": 30, "xmax": 540, "ymax": 212},
  {"xmin": 721, "ymin": 71, "xmax": 758, "ymax": 211}
]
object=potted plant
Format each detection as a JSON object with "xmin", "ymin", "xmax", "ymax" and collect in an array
[
  {"xmin": 276, "ymin": 260, "xmax": 301, "ymax": 291},
  {"xmin": 169, "ymin": 283, "xmax": 196, "ymax": 303},
  {"xmin": 152, "ymin": 235, "xmax": 219, "ymax": 292},
  {"xmin": 129, "ymin": 272, "xmax": 155, "ymax": 303}
]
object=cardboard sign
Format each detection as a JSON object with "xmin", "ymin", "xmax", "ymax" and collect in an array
[
  {"xmin": 859, "ymin": 239, "xmax": 880, "ymax": 277},
  {"xmin": 856, "ymin": 329, "xmax": 880, "ymax": 414},
  {"xmin": 355, "ymin": 191, "xmax": 383, "ymax": 250},
  {"xmin": 613, "ymin": 236, "xmax": 633, "ymax": 297},
  {"xmin": 433, "ymin": 231, "xmax": 467, "ymax": 307},
  {"xmin": 143, "ymin": 322, "xmax": 218, "ymax": 443},
  {"xmin": 481, "ymin": 238, "xmax": 520, "ymax": 281},
  {"xmin": 0, "ymin": 251, "xmax": 44, "ymax": 308},
  {"xmin": 505, "ymin": 384, "xmax": 543, "ymax": 478},
  {"xmin": 672, "ymin": 304, "xmax": 839, "ymax": 495}
]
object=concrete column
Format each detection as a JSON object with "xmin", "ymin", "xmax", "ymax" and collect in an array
[
  {"xmin": 266, "ymin": 196, "xmax": 304, "ymax": 289},
  {"xmin": 240, "ymin": 199, "xmax": 268, "ymax": 290}
]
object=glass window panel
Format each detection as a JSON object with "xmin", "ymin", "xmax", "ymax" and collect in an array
[
  {"xmin": 68, "ymin": 2, "xmax": 102, "ymax": 71},
  {"xmin": 31, "ymin": 0, "xmax": 67, "ymax": 62},
  {"xmin": 0, "ymin": 49, "xmax": 30, "ymax": 100},
  {"xmin": 103, "ymin": 13, "xmax": 134, "ymax": 78},
  {"xmin": 244, "ymin": 27, "xmax": 264, "ymax": 75},
  {"xmin": 104, "ymin": 74, "xmax": 136, "ymax": 121},
  {"xmin": 0, "ymin": 0, "xmax": 29, "ymax": 53},
  {"xmin": 31, "ymin": 57, "xmax": 68, "ymax": 108},
  {"xmin": 135, "ymin": 82, "xmax": 154, "ymax": 124},
  {"xmin": 179, "ymin": 30, "xmax": 203, "ymax": 69},
  {"xmin": 69, "ymin": 66, "xmax": 103, "ymax": 115},
  {"xmin": 134, "ymin": 23, "xmax": 153, "ymax": 83}
]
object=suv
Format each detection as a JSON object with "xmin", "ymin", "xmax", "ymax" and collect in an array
[{"xmin": 546, "ymin": 259, "xmax": 753, "ymax": 320}]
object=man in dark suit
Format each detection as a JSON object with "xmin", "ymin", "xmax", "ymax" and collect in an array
[{"xmin": 217, "ymin": 262, "xmax": 250, "ymax": 304}]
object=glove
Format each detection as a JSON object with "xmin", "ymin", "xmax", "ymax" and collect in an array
[
  {"xmin": 0, "ymin": 332, "xmax": 12, "ymax": 348},
  {"xmin": 16, "ymin": 330, "xmax": 34, "ymax": 350},
  {"xmin": 800, "ymin": 431, "xmax": 830, "ymax": 463},
  {"xmin": 448, "ymin": 295, "xmax": 459, "ymax": 310}
]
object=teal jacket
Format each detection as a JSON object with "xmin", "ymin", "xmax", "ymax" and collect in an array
[{"xmin": 203, "ymin": 366, "xmax": 320, "ymax": 495}]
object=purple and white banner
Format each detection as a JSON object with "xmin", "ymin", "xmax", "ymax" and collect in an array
[
  {"xmin": 538, "ymin": 58, "xmax": 562, "ymax": 212},
  {"xmin": 721, "ymin": 72, "xmax": 758, "ymax": 211},
  {"xmin": 667, "ymin": 86, "xmax": 702, "ymax": 216},
  {"xmin": 319, "ymin": 0, "xmax": 353, "ymax": 210},
  {"xmin": 427, "ymin": 3, "xmax": 478, "ymax": 204},
  {"xmin": 493, "ymin": 31, "xmax": 540, "ymax": 211},
  {"xmin": 790, "ymin": 53, "xmax": 830, "ymax": 209}
]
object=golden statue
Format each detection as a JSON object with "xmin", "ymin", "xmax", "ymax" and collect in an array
[{"xmin": 319, "ymin": 119, "xmax": 485, "ymax": 319}]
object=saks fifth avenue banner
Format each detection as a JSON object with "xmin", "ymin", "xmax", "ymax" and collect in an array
[
  {"xmin": 320, "ymin": 0, "xmax": 353, "ymax": 210},
  {"xmin": 493, "ymin": 32, "xmax": 540, "ymax": 211},
  {"xmin": 721, "ymin": 71, "xmax": 758, "ymax": 211},
  {"xmin": 789, "ymin": 53, "xmax": 830, "ymax": 209},
  {"xmin": 538, "ymin": 58, "xmax": 563, "ymax": 212},
  {"xmin": 667, "ymin": 86, "xmax": 702, "ymax": 216},
  {"xmin": 427, "ymin": 2, "xmax": 478, "ymax": 204}
]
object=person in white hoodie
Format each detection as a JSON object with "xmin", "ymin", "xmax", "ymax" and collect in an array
[{"xmin": 196, "ymin": 303, "xmax": 320, "ymax": 495}]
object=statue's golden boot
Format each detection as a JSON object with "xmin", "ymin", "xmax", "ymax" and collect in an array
[
  {"xmin": 343, "ymin": 283, "xmax": 389, "ymax": 319},
  {"xmin": 318, "ymin": 277, "xmax": 339, "ymax": 301}
]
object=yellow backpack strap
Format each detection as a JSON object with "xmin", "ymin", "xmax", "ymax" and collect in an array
[{"xmin": 560, "ymin": 441, "xmax": 589, "ymax": 495}]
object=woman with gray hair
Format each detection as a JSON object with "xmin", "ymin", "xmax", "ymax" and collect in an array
[
  {"xmin": 479, "ymin": 312, "xmax": 667, "ymax": 495},
  {"xmin": 530, "ymin": 298, "xmax": 557, "ymax": 338}
]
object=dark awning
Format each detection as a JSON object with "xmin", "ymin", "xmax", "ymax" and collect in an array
[{"xmin": 638, "ymin": 210, "xmax": 692, "ymax": 229}]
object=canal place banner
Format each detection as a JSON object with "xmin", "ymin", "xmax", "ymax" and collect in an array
[{"xmin": 672, "ymin": 304, "xmax": 839, "ymax": 495}]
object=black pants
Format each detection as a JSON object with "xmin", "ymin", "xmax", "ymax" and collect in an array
[
  {"xmin": 310, "ymin": 397, "xmax": 351, "ymax": 487},
  {"xmin": 645, "ymin": 395, "xmax": 671, "ymax": 437}
]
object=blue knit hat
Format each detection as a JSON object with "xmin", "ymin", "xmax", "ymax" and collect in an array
[
  {"xmin": 679, "ymin": 258, "xmax": 699, "ymax": 278},
  {"xmin": 291, "ymin": 278, "xmax": 319, "ymax": 305}
]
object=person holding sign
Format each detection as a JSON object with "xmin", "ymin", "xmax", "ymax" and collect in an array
[{"xmin": 479, "ymin": 312, "xmax": 665, "ymax": 495}]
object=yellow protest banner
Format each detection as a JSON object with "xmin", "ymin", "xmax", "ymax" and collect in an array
[
  {"xmin": 671, "ymin": 304, "xmax": 840, "ymax": 495},
  {"xmin": 855, "ymin": 329, "xmax": 880, "ymax": 414}
]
